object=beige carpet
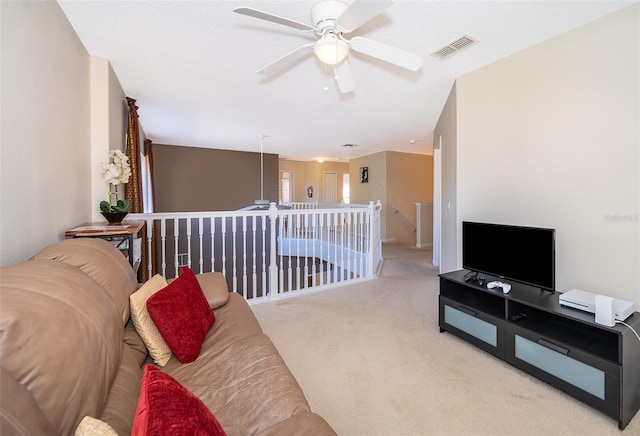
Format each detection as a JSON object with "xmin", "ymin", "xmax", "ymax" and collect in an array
[{"xmin": 251, "ymin": 243, "xmax": 640, "ymax": 436}]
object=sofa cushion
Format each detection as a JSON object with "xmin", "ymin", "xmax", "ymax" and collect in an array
[
  {"xmin": 195, "ymin": 272, "xmax": 230, "ymax": 309},
  {"xmin": 132, "ymin": 365, "xmax": 226, "ymax": 436},
  {"xmin": 168, "ymin": 271, "xmax": 230, "ymax": 309},
  {"xmin": 30, "ymin": 238, "xmax": 138, "ymax": 325},
  {"xmin": 130, "ymin": 274, "xmax": 172, "ymax": 366},
  {"xmin": 124, "ymin": 323, "xmax": 150, "ymax": 367},
  {"xmin": 98, "ymin": 344, "xmax": 144, "ymax": 435},
  {"xmin": 147, "ymin": 267, "xmax": 214, "ymax": 363},
  {"xmin": 75, "ymin": 416, "xmax": 117, "ymax": 436}
]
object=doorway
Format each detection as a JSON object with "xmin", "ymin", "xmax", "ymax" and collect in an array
[{"xmin": 323, "ymin": 172, "xmax": 337, "ymax": 203}]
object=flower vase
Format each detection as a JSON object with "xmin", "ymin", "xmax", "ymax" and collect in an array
[
  {"xmin": 101, "ymin": 211, "xmax": 129, "ymax": 223},
  {"xmin": 101, "ymin": 184, "xmax": 128, "ymax": 223},
  {"xmin": 108, "ymin": 184, "xmax": 118, "ymax": 208}
]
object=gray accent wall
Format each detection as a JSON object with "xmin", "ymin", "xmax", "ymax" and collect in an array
[{"xmin": 152, "ymin": 144, "xmax": 279, "ymax": 212}]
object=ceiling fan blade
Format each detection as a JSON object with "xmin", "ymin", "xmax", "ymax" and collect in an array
[
  {"xmin": 337, "ymin": 0, "xmax": 393, "ymax": 33},
  {"xmin": 257, "ymin": 44, "xmax": 314, "ymax": 76},
  {"xmin": 349, "ymin": 36, "xmax": 423, "ymax": 71},
  {"xmin": 334, "ymin": 61, "xmax": 354, "ymax": 94},
  {"xmin": 233, "ymin": 7, "xmax": 315, "ymax": 32}
]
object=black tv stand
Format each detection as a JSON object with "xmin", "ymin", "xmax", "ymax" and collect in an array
[{"xmin": 439, "ymin": 270, "xmax": 640, "ymax": 430}]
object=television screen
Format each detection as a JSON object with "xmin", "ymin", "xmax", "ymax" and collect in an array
[{"xmin": 462, "ymin": 221, "xmax": 555, "ymax": 291}]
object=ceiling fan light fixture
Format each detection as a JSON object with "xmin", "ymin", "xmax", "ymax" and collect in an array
[{"xmin": 314, "ymin": 34, "xmax": 348, "ymax": 65}]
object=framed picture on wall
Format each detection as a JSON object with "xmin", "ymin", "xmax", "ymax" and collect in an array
[{"xmin": 360, "ymin": 167, "xmax": 369, "ymax": 183}]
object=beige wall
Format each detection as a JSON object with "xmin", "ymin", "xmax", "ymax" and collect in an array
[
  {"xmin": 1, "ymin": 1, "xmax": 92, "ymax": 265},
  {"xmin": 350, "ymin": 151, "xmax": 432, "ymax": 243},
  {"xmin": 386, "ymin": 152, "xmax": 432, "ymax": 245},
  {"xmin": 305, "ymin": 161, "xmax": 350, "ymax": 203},
  {"xmin": 350, "ymin": 152, "xmax": 387, "ymax": 206},
  {"xmin": 90, "ymin": 57, "xmax": 128, "ymax": 221},
  {"xmin": 350, "ymin": 152, "xmax": 388, "ymax": 238},
  {"xmin": 279, "ymin": 159, "xmax": 350, "ymax": 203},
  {"xmin": 434, "ymin": 84, "xmax": 458, "ymax": 272},
  {"xmin": 453, "ymin": 4, "xmax": 639, "ymax": 303}
]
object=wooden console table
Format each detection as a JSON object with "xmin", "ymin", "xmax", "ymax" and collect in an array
[{"xmin": 65, "ymin": 220, "xmax": 145, "ymax": 269}]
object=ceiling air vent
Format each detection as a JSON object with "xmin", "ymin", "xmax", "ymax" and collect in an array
[{"xmin": 431, "ymin": 34, "xmax": 479, "ymax": 59}]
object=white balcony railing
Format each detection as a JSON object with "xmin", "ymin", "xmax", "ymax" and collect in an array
[{"xmin": 128, "ymin": 201, "xmax": 383, "ymax": 303}]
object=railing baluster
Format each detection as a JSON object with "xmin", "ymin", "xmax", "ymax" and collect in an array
[
  {"xmin": 333, "ymin": 211, "xmax": 338, "ymax": 283},
  {"xmin": 242, "ymin": 215, "xmax": 247, "ymax": 299},
  {"xmin": 346, "ymin": 211, "xmax": 352, "ymax": 281},
  {"xmin": 186, "ymin": 217, "xmax": 192, "ymax": 270},
  {"xmin": 146, "ymin": 218, "xmax": 154, "ymax": 280},
  {"xmin": 311, "ymin": 212, "xmax": 317, "ymax": 288},
  {"xmin": 303, "ymin": 213, "xmax": 309, "ymax": 289},
  {"xmin": 210, "ymin": 217, "xmax": 215, "ymax": 273},
  {"xmin": 318, "ymin": 211, "xmax": 325, "ymax": 286},
  {"xmin": 221, "ymin": 217, "xmax": 227, "ymax": 280},
  {"xmin": 173, "ymin": 218, "xmax": 179, "ymax": 278},
  {"xmin": 268, "ymin": 203, "xmax": 278, "ymax": 297},
  {"xmin": 261, "ymin": 214, "xmax": 266, "ymax": 298},
  {"xmin": 295, "ymin": 213, "xmax": 301, "ymax": 291},
  {"xmin": 198, "ymin": 217, "xmax": 204, "ymax": 274},
  {"xmin": 359, "ymin": 210, "xmax": 365, "ymax": 276},
  {"xmin": 251, "ymin": 215, "xmax": 257, "ymax": 299},
  {"xmin": 232, "ymin": 216, "xmax": 237, "ymax": 294},
  {"xmin": 287, "ymin": 211, "xmax": 292, "ymax": 293},
  {"xmin": 161, "ymin": 218, "xmax": 167, "ymax": 278}
]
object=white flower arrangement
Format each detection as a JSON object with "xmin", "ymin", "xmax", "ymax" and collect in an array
[
  {"xmin": 101, "ymin": 149, "xmax": 132, "ymax": 185},
  {"xmin": 100, "ymin": 149, "xmax": 132, "ymax": 213}
]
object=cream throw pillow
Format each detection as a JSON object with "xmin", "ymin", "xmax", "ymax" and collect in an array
[
  {"xmin": 129, "ymin": 274, "xmax": 172, "ymax": 366},
  {"xmin": 75, "ymin": 416, "xmax": 117, "ymax": 436}
]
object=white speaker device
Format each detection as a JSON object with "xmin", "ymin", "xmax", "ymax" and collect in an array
[
  {"xmin": 595, "ymin": 295, "xmax": 616, "ymax": 327},
  {"xmin": 560, "ymin": 289, "xmax": 635, "ymax": 322}
]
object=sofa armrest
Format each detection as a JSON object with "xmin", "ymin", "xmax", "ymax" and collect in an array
[{"xmin": 0, "ymin": 366, "xmax": 54, "ymax": 436}]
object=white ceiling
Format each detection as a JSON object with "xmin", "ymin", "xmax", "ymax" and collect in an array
[{"xmin": 57, "ymin": 0, "xmax": 634, "ymax": 162}]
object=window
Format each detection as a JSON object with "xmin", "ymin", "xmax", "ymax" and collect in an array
[
  {"xmin": 342, "ymin": 173, "xmax": 350, "ymax": 204},
  {"xmin": 279, "ymin": 171, "xmax": 293, "ymax": 203}
]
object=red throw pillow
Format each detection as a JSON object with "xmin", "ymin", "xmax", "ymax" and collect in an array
[
  {"xmin": 132, "ymin": 365, "xmax": 226, "ymax": 436},
  {"xmin": 146, "ymin": 266, "xmax": 215, "ymax": 363}
]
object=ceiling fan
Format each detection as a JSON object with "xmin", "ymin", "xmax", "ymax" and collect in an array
[{"xmin": 233, "ymin": 0, "xmax": 423, "ymax": 94}]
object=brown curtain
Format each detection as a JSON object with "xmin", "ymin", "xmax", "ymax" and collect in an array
[{"xmin": 125, "ymin": 97, "xmax": 149, "ymax": 281}]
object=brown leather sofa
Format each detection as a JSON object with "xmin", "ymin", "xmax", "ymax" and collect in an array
[{"xmin": 0, "ymin": 238, "xmax": 335, "ymax": 435}]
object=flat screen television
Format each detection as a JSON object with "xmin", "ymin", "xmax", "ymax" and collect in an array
[{"xmin": 462, "ymin": 221, "xmax": 555, "ymax": 292}]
